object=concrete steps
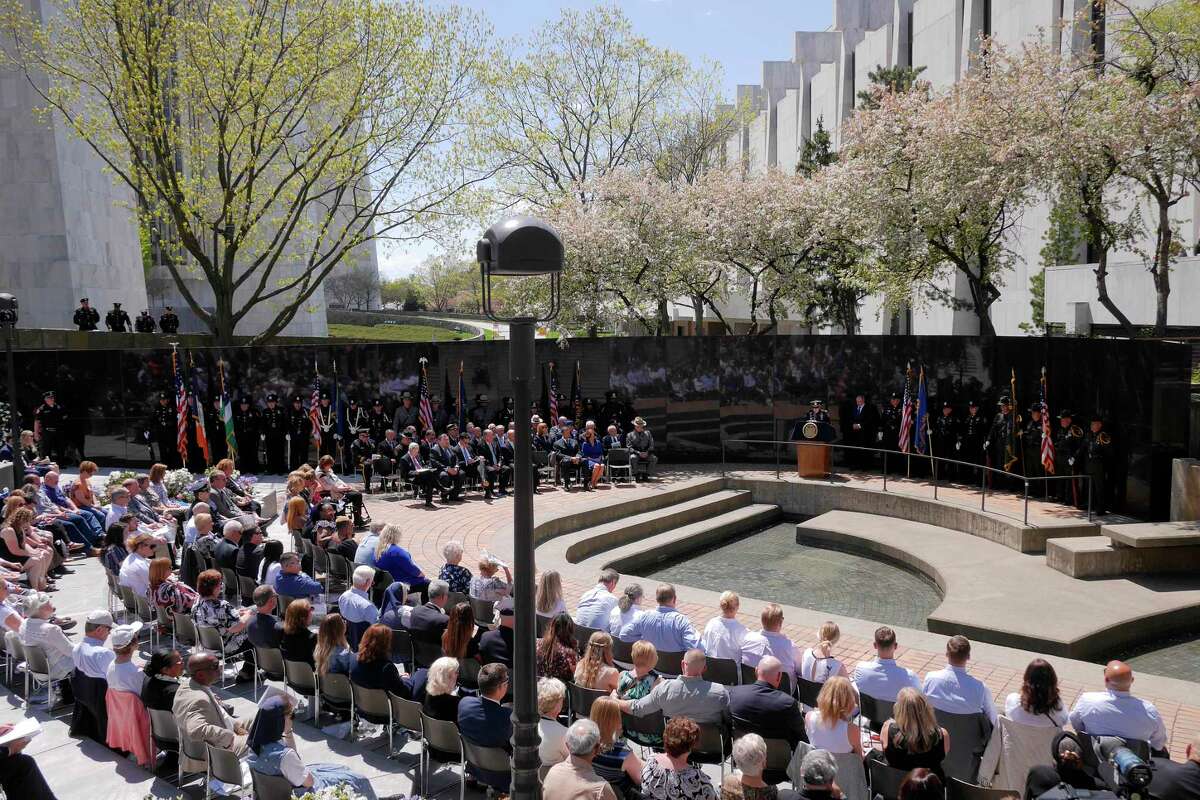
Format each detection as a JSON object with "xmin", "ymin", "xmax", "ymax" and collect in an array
[
  {"xmin": 581, "ymin": 503, "xmax": 782, "ymax": 575},
  {"xmin": 563, "ymin": 489, "xmax": 757, "ymax": 563}
]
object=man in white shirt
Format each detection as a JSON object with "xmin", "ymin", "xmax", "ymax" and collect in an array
[
  {"xmin": 700, "ymin": 590, "xmax": 750, "ymax": 662},
  {"xmin": 574, "ymin": 568, "xmax": 620, "ymax": 630},
  {"xmin": 338, "ymin": 566, "xmax": 381, "ymax": 627},
  {"xmin": 72, "ymin": 609, "xmax": 116, "ymax": 679},
  {"xmin": 852, "ymin": 626, "xmax": 920, "ymax": 702},
  {"xmin": 922, "ymin": 635, "xmax": 998, "ymax": 725},
  {"xmin": 118, "ymin": 533, "xmax": 157, "ymax": 598},
  {"xmin": 1069, "ymin": 661, "xmax": 1168, "ymax": 754},
  {"xmin": 741, "ymin": 603, "xmax": 799, "ymax": 680}
]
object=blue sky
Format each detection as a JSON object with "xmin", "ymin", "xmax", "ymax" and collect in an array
[{"xmin": 381, "ymin": 0, "xmax": 833, "ymax": 277}]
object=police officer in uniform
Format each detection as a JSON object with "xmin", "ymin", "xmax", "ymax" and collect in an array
[
  {"xmin": 1083, "ymin": 414, "xmax": 1114, "ymax": 515},
  {"xmin": 33, "ymin": 391, "xmax": 67, "ymax": 463},
  {"xmin": 931, "ymin": 401, "xmax": 960, "ymax": 481},
  {"xmin": 878, "ymin": 392, "xmax": 904, "ymax": 469},
  {"xmin": 105, "ymin": 302, "xmax": 131, "ymax": 332},
  {"xmin": 1021, "ymin": 405, "xmax": 1047, "ymax": 483},
  {"xmin": 316, "ymin": 392, "xmax": 338, "ymax": 459},
  {"xmin": 159, "ymin": 306, "xmax": 180, "ymax": 334},
  {"xmin": 961, "ymin": 400, "xmax": 988, "ymax": 470},
  {"xmin": 287, "ymin": 394, "xmax": 310, "ymax": 470},
  {"xmin": 469, "ymin": 394, "xmax": 491, "ymax": 430},
  {"xmin": 233, "ymin": 396, "xmax": 260, "ymax": 472},
  {"xmin": 73, "ymin": 298, "xmax": 99, "ymax": 331},
  {"xmin": 392, "ymin": 391, "xmax": 419, "ymax": 433},
  {"xmin": 350, "ymin": 429, "xmax": 378, "ymax": 492},
  {"xmin": 986, "ymin": 396, "xmax": 1021, "ymax": 489},
  {"xmin": 344, "ymin": 398, "xmax": 368, "ymax": 439},
  {"xmin": 149, "ymin": 391, "xmax": 180, "ymax": 467},
  {"xmin": 1053, "ymin": 409, "xmax": 1083, "ymax": 506},
  {"xmin": 261, "ymin": 393, "xmax": 288, "ymax": 474},
  {"xmin": 134, "ymin": 310, "xmax": 156, "ymax": 333},
  {"xmin": 494, "ymin": 396, "xmax": 516, "ymax": 429},
  {"xmin": 367, "ymin": 398, "xmax": 390, "ymax": 442}
]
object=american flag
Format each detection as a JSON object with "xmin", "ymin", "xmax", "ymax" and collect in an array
[
  {"xmin": 1040, "ymin": 367, "xmax": 1056, "ymax": 474},
  {"xmin": 418, "ymin": 357, "xmax": 434, "ymax": 432},
  {"xmin": 548, "ymin": 361, "xmax": 559, "ymax": 421},
  {"xmin": 172, "ymin": 345, "xmax": 189, "ymax": 459},
  {"xmin": 899, "ymin": 362, "xmax": 914, "ymax": 453},
  {"xmin": 309, "ymin": 358, "xmax": 322, "ymax": 445}
]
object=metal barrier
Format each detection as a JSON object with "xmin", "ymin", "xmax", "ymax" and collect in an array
[{"xmin": 719, "ymin": 438, "xmax": 1092, "ymax": 526}]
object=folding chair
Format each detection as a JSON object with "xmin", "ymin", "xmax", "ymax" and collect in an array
[
  {"xmin": 205, "ymin": 743, "xmax": 251, "ymax": 798},
  {"xmin": 283, "ymin": 659, "xmax": 320, "ymax": 722},
  {"xmin": 457, "ymin": 657, "xmax": 482, "ymax": 690},
  {"xmin": 948, "ymin": 777, "xmax": 1019, "ymax": 800},
  {"xmin": 352, "ymin": 682, "xmax": 394, "ymax": 752},
  {"xmin": 195, "ymin": 625, "xmax": 231, "ymax": 687},
  {"xmin": 22, "ymin": 644, "xmax": 67, "ymax": 711},
  {"xmin": 469, "ymin": 596, "xmax": 496, "ymax": 627},
  {"xmin": 319, "ymin": 671, "xmax": 354, "ymax": 729},
  {"xmin": 689, "ymin": 721, "xmax": 729, "ymax": 779},
  {"xmin": 172, "ymin": 610, "xmax": 198, "ymax": 650},
  {"xmin": 796, "ymin": 676, "xmax": 823, "ymax": 708},
  {"xmin": 868, "ymin": 757, "xmax": 912, "ymax": 800},
  {"xmin": 237, "ymin": 575, "xmax": 257, "ymax": 606},
  {"xmin": 858, "ymin": 692, "xmax": 895, "ymax": 734},
  {"xmin": 567, "ymin": 683, "xmax": 609, "ymax": 722},
  {"xmin": 389, "ymin": 627, "xmax": 414, "ymax": 670},
  {"xmin": 219, "ymin": 568, "xmax": 241, "ymax": 605},
  {"xmin": 573, "ymin": 623, "xmax": 605, "ymax": 654},
  {"xmin": 250, "ymin": 767, "xmax": 295, "ymax": 800},
  {"xmin": 934, "ymin": 708, "xmax": 994, "ymax": 782},
  {"xmin": 419, "ymin": 712, "xmax": 466, "ymax": 799},
  {"xmin": 413, "ymin": 638, "xmax": 445, "ymax": 670},
  {"xmin": 703, "ymin": 656, "xmax": 740, "ymax": 686},
  {"xmin": 389, "ymin": 692, "xmax": 425, "ymax": 762},
  {"xmin": 252, "ymin": 646, "xmax": 286, "ymax": 701},
  {"xmin": 462, "ymin": 736, "xmax": 513, "ymax": 796},
  {"xmin": 605, "ymin": 447, "xmax": 633, "ymax": 483},
  {"xmin": 654, "ymin": 649, "xmax": 685, "ymax": 676},
  {"xmin": 179, "ymin": 729, "xmax": 209, "ymax": 791},
  {"xmin": 612, "ymin": 636, "xmax": 635, "ymax": 668},
  {"xmin": 148, "ymin": 709, "xmax": 181, "ymax": 781}
]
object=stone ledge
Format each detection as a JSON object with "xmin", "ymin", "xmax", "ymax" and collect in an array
[
  {"xmin": 1048, "ymin": 535, "xmax": 1200, "ymax": 578},
  {"xmin": 1102, "ymin": 520, "xmax": 1200, "ymax": 548}
]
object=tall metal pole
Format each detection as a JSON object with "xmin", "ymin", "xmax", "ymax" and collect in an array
[
  {"xmin": 5, "ymin": 327, "xmax": 22, "ymax": 481},
  {"xmin": 508, "ymin": 318, "xmax": 540, "ymax": 800}
]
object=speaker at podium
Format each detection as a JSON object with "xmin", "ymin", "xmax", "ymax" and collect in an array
[{"xmin": 794, "ymin": 420, "xmax": 835, "ymax": 478}]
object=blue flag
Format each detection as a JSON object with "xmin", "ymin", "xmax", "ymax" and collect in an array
[
  {"xmin": 457, "ymin": 361, "xmax": 467, "ymax": 433},
  {"xmin": 914, "ymin": 366, "xmax": 930, "ymax": 455}
]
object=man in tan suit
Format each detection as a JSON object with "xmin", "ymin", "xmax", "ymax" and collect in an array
[{"xmin": 173, "ymin": 652, "xmax": 248, "ymax": 773}]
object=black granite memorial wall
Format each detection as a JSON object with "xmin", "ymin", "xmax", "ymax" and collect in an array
[{"xmin": 7, "ymin": 335, "xmax": 1189, "ymax": 518}]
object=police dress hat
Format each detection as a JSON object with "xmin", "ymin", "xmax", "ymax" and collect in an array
[
  {"xmin": 633, "ymin": 417, "xmax": 647, "ymax": 427},
  {"xmin": 266, "ymin": 393, "xmax": 278, "ymax": 402},
  {"xmin": 430, "ymin": 396, "xmax": 441, "ymax": 404},
  {"xmin": 1057, "ymin": 409, "xmax": 1074, "ymax": 419},
  {"xmin": 458, "ymin": 431, "xmax": 471, "ymax": 440},
  {"xmin": 347, "ymin": 398, "xmax": 358, "ymax": 405},
  {"xmin": 998, "ymin": 395, "xmax": 1012, "ymax": 405},
  {"xmin": 889, "ymin": 391, "xmax": 901, "ymax": 400},
  {"xmin": 1028, "ymin": 405, "xmax": 1043, "ymax": 414},
  {"xmin": 80, "ymin": 298, "xmax": 89, "ymax": 303},
  {"xmin": 113, "ymin": 301, "xmax": 122, "ymax": 307},
  {"xmin": 1090, "ymin": 411, "xmax": 1105, "ymax": 423},
  {"xmin": 810, "ymin": 399, "xmax": 824, "ymax": 406},
  {"xmin": 165, "ymin": 306, "xmax": 173, "ymax": 311},
  {"xmin": 942, "ymin": 400, "xmax": 953, "ymax": 409},
  {"xmin": 404, "ymin": 426, "xmax": 417, "ymax": 435},
  {"xmin": 292, "ymin": 394, "xmax": 303, "ymax": 403},
  {"xmin": 319, "ymin": 392, "xmax": 330, "ymax": 401},
  {"xmin": 239, "ymin": 395, "xmax": 251, "ymax": 404},
  {"xmin": 967, "ymin": 399, "xmax": 979, "ymax": 407},
  {"xmin": 372, "ymin": 398, "xmax": 384, "ymax": 406},
  {"xmin": 158, "ymin": 390, "xmax": 169, "ymax": 400},
  {"xmin": 477, "ymin": 394, "xmax": 488, "ymax": 403},
  {"xmin": 400, "ymin": 391, "xmax": 413, "ymax": 400},
  {"xmin": 42, "ymin": 390, "xmax": 55, "ymax": 399}
]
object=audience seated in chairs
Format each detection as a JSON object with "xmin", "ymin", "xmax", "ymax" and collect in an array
[
  {"xmin": 408, "ymin": 578, "xmax": 451, "ymax": 644},
  {"xmin": 615, "ymin": 640, "xmax": 663, "ymax": 746},
  {"xmin": 609, "ymin": 583, "xmax": 645, "ymax": 637},
  {"xmin": 539, "ymin": 677, "xmax": 569, "ymax": 765},
  {"xmin": 641, "ymin": 716, "xmax": 718, "ymax": 800},
  {"xmin": 729, "ymin": 656, "xmax": 806, "ymax": 748},
  {"xmin": 457, "ymin": 662, "xmax": 513, "ymax": 793},
  {"xmin": 537, "ymin": 613, "xmax": 579, "ymax": 683},
  {"xmin": 479, "ymin": 596, "xmax": 516, "ymax": 668},
  {"xmin": 314, "ymin": 613, "xmax": 355, "ymax": 677},
  {"xmin": 373, "ymin": 524, "xmax": 429, "ymax": 599},
  {"xmin": 800, "ymin": 621, "xmax": 849, "ymax": 685},
  {"xmin": 469, "ymin": 553, "xmax": 511, "ymax": 604},
  {"xmin": 422, "ymin": 656, "xmax": 463, "ymax": 722},
  {"xmin": 852, "ymin": 626, "xmax": 921, "ymax": 702},
  {"xmin": 575, "ymin": 567, "xmax": 621, "ymax": 630},
  {"xmin": 70, "ymin": 608, "xmax": 115, "ymax": 741},
  {"xmin": 879, "ymin": 687, "xmax": 949, "ymax": 780},
  {"xmin": 338, "ymin": 565, "xmax": 381, "ymax": 646},
  {"xmin": 104, "ymin": 622, "xmax": 154, "ymax": 768},
  {"xmin": 247, "ymin": 693, "xmax": 376, "ymax": 798},
  {"xmin": 743, "ymin": 603, "xmax": 798, "ymax": 683},
  {"xmin": 590, "ymin": 696, "xmax": 644, "ymax": 798},
  {"xmin": 536, "ymin": 569, "xmax": 568, "ymax": 619},
  {"xmin": 617, "ymin": 648, "xmax": 729, "ymax": 726},
  {"xmin": 544, "ymin": 719, "xmax": 619, "ymax": 800},
  {"xmin": 922, "ymin": 635, "xmax": 999, "ymax": 726},
  {"xmin": 805, "ymin": 677, "xmax": 862, "ymax": 758},
  {"xmin": 148, "ymin": 556, "xmax": 197, "ymax": 614},
  {"xmin": 140, "ymin": 648, "xmax": 184, "ymax": 712},
  {"xmin": 575, "ymin": 631, "xmax": 621, "ymax": 691},
  {"xmin": 349, "ymin": 623, "xmax": 426, "ymax": 699},
  {"xmin": 441, "ymin": 601, "xmax": 483, "ymax": 660},
  {"xmin": 437, "ymin": 539, "xmax": 472, "ymax": 593},
  {"xmin": 725, "ymin": 733, "xmax": 797, "ymax": 800},
  {"xmin": 1068, "ymin": 660, "xmax": 1168, "ymax": 755},
  {"xmin": 174, "ymin": 652, "xmax": 249, "ymax": 786},
  {"xmin": 701, "ymin": 590, "xmax": 751, "ymax": 663},
  {"xmin": 20, "ymin": 591, "xmax": 76, "ymax": 703},
  {"xmin": 279, "ymin": 598, "xmax": 317, "ymax": 668},
  {"xmin": 246, "ymin": 585, "xmax": 283, "ymax": 649},
  {"xmin": 619, "ymin": 583, "xmax": 700, "ymax": 653},
  {"xmin": 273, "ymin": 552, "xmax": 323, "ymax": 605},
  {"xmin": 193, "ymin": 568, "xmax": 256, "ymax": 682},
  {"xmin": 0, "ymin": 720, "xmax": 58, "ymax": 800}
]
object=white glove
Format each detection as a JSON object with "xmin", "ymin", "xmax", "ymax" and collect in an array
[
  {"xmin": 260, "ymin": 434, "xmax": 266, "ymax": 441},
  {"xmin": 955, "ymin": 442, "xmax": 961, "ymax": 451},
  {"xmin": 984, "ymin": 440, "xmax": 990, "ymax": 449}
]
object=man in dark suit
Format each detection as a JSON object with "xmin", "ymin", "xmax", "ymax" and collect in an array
[
  {"xmin": 843, "ymin": 393, "xmax": 878, "ymax": 469},
  {"xmin": 457, "ymin": 662, "xmax": 513, "ymax": 792},
  {"xmin": 246, "ymin": 586, "xmax": 283, "ymax": 649},
  {"xmin": 1150, "ymin": 733, "xmax": 1200, "ymax": 800},
  {"xmin": 728, "ymin": 656, "xmax": 806, "ymax": 748},
  {"xmin": 400, "ymin": 442, "xmax": 439, "ymax": 508},
  {"xmin": 235, "ymin": 525, "xmax": 265, "ymax": 580},
  {"xmin": 479, "ymin": 596, "xmax": 514, "ymax": 667},
  {"xmin": 406, "ymin": 580, "xmax": 450, "ymax": 644},
  {"xmin": 214, "ymin": 520, "xmax": 243, "ymax": 571},
  {"xmin": 478, "ymin": 429, "xmax": 510, "ymax": 499},
  {"xmin": 553, "ymin": 422, "xmax": 584, "ymax": 489},
  {"xmin": 429, "ymin": 433, "xmax": 464, "ymax": 502}
]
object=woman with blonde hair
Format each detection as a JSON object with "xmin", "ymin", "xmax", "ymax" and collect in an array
[
  {"xmin": 535, "ymin": 569, "xmax": 566, "ymax": 618},
  {"xmin": 800, "ymin": 620, "xmax": 849, "ymax": 684},
  {"xmin": 469, "ymin": 554, "xmax": 511, "ymax": 602},
  {"xmin": 616, "ymin": 640, "xmax": 662, "ymax": 746},
  {"xmin": 422, "ymin": 656, "xmax": 462, "ymax": 721},
  {"xmin": 68, "ymin": 460, "xmax": 108, "ymax": 531},
  {"xmin": 700, "ymin": 591, "xmax": 749, "ymax": 661},
  {"xmin": 285, "ymin": 496, "xmax": 309, "ymax": 539},
  {"xmin": 590, "ymin": 696, "xmax": 643, "ymax": 794},
  {"xmin": 574, "ymin": 631, "xmax": 620, "ymax": 691},
  {"xmin": 148, "ymin": 556, "xmax": 197, "ymax": 613},
  {"xmin": 805, "ymin": 676, "xmax": 862, "ymax": 756},
  {"xmin": 882, "ymin": 687, "xmax": 949, "ymax": 778}
]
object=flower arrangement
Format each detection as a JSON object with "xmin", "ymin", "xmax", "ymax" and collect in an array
[
  {"xmin": 144, "ymin": 784, "xmax": 369, "ymax": 800},
  {"xmin": 162, "ymin": 467, "xmax": 195, "ymax": 499},
  {"xmin": 99, "ymin": 469, "xmax": 141, "ymax": 505}
]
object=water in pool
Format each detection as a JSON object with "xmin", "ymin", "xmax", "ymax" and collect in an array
[{"xmin": 645, "ymin": 522, "xmax": 942, "ymax": 631}]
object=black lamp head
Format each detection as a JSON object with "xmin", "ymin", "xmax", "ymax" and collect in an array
[{"xmin": 476, "ymin": 216, "xmax": 563, "ymax": 322}]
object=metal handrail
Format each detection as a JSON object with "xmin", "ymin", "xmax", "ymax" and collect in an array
[{"xmin": 719, "ymin": 437, "xmax": 1093, "ymax": 526}]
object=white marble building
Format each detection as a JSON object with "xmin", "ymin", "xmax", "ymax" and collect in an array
[{"xmin": 706, "ymin": 0, "xmax": 1200, "ymax": 337}]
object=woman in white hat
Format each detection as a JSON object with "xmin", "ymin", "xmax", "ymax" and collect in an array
[{"xmin": 105, "ymin": 621, "xmax": 154, "ymax": 767}]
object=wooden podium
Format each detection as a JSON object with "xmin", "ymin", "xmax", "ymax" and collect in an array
[{"xmin": 796, "ymin": 441, "xmax": 832, "ymax": 478}]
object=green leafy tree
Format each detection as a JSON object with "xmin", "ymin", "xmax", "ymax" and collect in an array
[
  {"xmin": 1, "ymin": 0, "xmax": 494, "ymax": 344},
  {"xmin": 857, "ymin": 64, "xmax": 927, "ymax": 110},
  {"xmin": 796, "ymin": 118, "xmax": 838, "ymax": 177}
]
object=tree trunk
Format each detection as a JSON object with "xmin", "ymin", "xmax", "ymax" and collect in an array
[
  {"xmin": 692, "ymin": 295, "xmax": 705, "ymax": 335},
  {"xmin": 1090, "ymin": 236, "xmax": 1137, "ymax": 338},
  {"xmin": 1152, "ymin": 198, "xmax": 1172, "ymax": 336},
  {"xmin": 657, "ymin": 299, "xmax": 670, "ymax": 336}
]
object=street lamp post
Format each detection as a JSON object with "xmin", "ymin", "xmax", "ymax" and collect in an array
[
  {"xmin": 0, "ymin": 294, "xmax": 21, "ymax": 484},
  {"xmin": 477, "ymin": 217, "xmax": 563, "ymax": 800}
]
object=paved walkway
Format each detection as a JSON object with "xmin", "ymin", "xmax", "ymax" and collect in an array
[{"xmin": 362, "ymin": 467, "xmax": 1198, "ymax": 760}]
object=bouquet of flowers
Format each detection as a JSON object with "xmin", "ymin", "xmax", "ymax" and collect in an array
[
  {"xmin": 99, "ymin": 469, "xmax": 141, "ymax": 505},
  {"xmin": 163, "ymin": 468, "xmax": 195, "ymax": 500}
]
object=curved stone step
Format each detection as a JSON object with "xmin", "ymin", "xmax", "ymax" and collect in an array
[
  {"xmin": 584, "ymin": 503, "xmax": 782, "ymax": 576},
  {"xmin": 563, "ymin": 489, "xmax": 755, "ymax": 563}
]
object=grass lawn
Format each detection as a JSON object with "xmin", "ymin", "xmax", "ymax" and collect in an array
[{"xmin": 327, "ymin": 322, "xmax": 474, "ymax": 342}]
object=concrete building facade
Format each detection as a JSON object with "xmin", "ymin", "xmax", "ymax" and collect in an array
[{"xmin": 704, "ymin": 0, "xmax": 1198, "ymax": 337}]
